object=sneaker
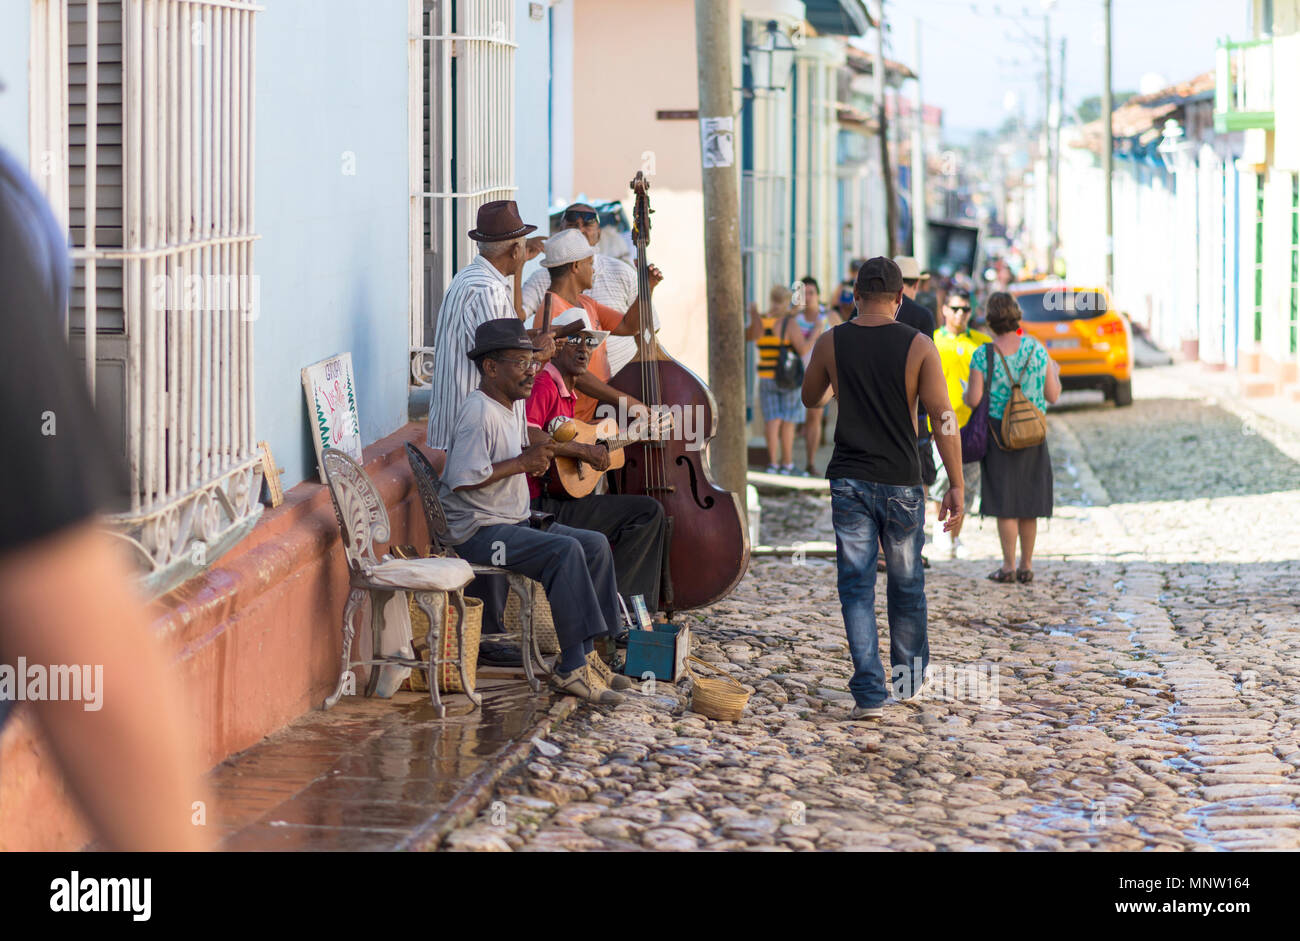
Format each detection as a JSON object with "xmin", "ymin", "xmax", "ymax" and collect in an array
[
  {"xmin": 764, "ymin": 463, "xmax": 780, "ymax": 475},
  {"xmin": 550, "ymin": 666, "xmax": 626, "ymax": 705},
  {"xmin": 848, "ymin": 705, "xmax": 883, "ymax": 720},
  {"xmin": 779, "ymin": 464, "xmax": 796, "ymax": 475},
  {"xmin": 950, "ymin": 537, "xmax": 965, "ymax": 560},
  {"xmin": 898, "ymin": 666, "xmax": 936, "ymax": 703},
  {"xmin": 931, "ymin": 527, "xmax": 953, "ymax": 558}
]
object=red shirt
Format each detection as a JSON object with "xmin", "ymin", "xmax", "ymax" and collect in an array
[
  {"xmin": 541, "ymin": 292, "xmax": 625, "ymax": 422},
  {"xmin": 524, "ymin": 362, "xmax": 576, "ymax": 499}
]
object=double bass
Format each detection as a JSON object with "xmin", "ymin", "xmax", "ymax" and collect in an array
[{"xmin": 608, "ymin": 171, "xmax": 750, "ymax": 615}]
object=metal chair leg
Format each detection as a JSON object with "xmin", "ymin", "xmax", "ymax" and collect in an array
[
  {"xmin": 510, "ymin": 575, "xmax": 542, "ymax": 692},
  {"xmin": 324, "ymin": 587, "xmax": 365, "ymax": 709},
  {"xmin": 448, "ymin": 590, "xmax": 481, "ymax": 709},
  {"xmin": 413, "ymin": 591, "xmax": 446, "ymax": 718}
]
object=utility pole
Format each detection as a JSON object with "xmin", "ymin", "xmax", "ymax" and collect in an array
[
  {"xmin": 911, "ymin": 19, "xmax": 928, "ymax": 265},
  {"xmin": 1044, "ymin": 12, "xmax": 1053, "ymax": 275},
  {"xmin": 1103, "ymin": 0, "xmax": 1114, "ymax": 294},
  {"xmin": 693, "ymin": 0, "xmax": 746, "ymax": 497},
  {"xmin": 876, "ymin": 1, "xmax": 897, "ymax": 255},
  {"xmin": 1054, "ymin": 36, "xmax": 1066, "ymax": 276}
]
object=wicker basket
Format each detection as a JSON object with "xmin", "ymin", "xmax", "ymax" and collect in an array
[
  {"xmin": 504, "ymin": 578, "xmax": 559, "ymax": 654},
  {"xmin": 409, "ymin": 594, "xmax": 482, "ymax": 694},
  {"xmin": 685, "ymin": 655, "xmax": 749, "ymax": 721}
]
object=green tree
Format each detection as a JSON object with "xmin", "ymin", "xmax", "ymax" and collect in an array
[{"xmin": 1076, "ymin": 91, "xmax": 1136, "ymax": 124}]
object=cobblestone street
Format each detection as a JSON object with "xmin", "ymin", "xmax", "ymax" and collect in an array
[{"xmin": 444, "ymin": 368, "xmax": 1300, "ymax": 852}]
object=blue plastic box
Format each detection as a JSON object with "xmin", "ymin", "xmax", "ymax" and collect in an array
[{"xmin": 622, "ymin": 622, "xmax": 690, "ymax": 682}]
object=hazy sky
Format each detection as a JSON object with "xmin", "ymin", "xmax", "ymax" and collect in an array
[{"xmin": 874, "ymin": 0, "xmax": 1250, "ymax": 139}]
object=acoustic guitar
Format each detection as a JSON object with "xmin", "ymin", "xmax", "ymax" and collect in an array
[{"xmin": 546, "ymin": 412, "xmax": 673, "ymax": 499}]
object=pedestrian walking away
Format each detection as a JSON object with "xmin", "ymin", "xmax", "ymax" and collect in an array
[
  {"xmin": 965, "ymin": 291, "xmax": 1062, "ymax": 584},
  {"xmin": 802, "ymin": 256, "xmax": 965, "ymax": 718}
]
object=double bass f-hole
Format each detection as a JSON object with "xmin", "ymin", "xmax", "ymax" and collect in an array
[{"xmin": 675, "ymin": 455, "xmax": 715, "ymax": 510}]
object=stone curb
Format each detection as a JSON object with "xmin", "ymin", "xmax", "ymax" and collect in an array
[{"xmin": 400, "ymin": 696, "xmax": 580, "ymax": 852}]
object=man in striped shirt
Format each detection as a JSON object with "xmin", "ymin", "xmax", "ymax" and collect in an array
[
  {"xmin": 426, "ymin": 200, "xmax": 561, "ymax": 466},
  {"xmin": 519, "ymin": 201, "xmax": 658, "ymax": 379}
]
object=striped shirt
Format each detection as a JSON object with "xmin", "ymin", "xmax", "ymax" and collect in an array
[
  {"xmin": 520, "ymin": 252, "xmax": 656, "ymax": 378},
  {"xmin": 426, "ymin": 254, "xmax": 527, "ymax": 451}
]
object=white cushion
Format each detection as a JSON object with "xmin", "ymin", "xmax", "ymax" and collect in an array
[{"xmin": 364, "ymin": 556, "xmax": 474, "ymax": 591}]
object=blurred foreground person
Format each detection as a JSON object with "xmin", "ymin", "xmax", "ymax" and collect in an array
[{"xmin": 0, "ymin": 145, "xmax": 209, "ymax": 850}]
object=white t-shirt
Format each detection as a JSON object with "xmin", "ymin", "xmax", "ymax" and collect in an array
[{"xmin": 438, "ymin": 390, "xmax": 530, "ymax": 543}]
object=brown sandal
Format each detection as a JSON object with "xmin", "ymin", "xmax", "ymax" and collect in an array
[
  {"xmin": 1017, "ymin": 568, "xmax": 1034, "ymax": 583},
  {"xmin": 987, "ymin": 568, "xmax": 1016, "ymax": 583}
]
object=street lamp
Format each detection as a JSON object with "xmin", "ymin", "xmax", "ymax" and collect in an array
[
  {"xmin": 1156, "ymin": 118, "xmax": 1188, "ymax": 172},
  {"xmin": 743, "ymin": 20, "xmax": 796, "ymax": 95}
]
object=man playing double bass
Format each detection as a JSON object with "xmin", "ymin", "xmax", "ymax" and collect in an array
[
  {"xmin": 526, "ymin": 229, "xmax": 664, "ymax": 425},
  {"xmin": 525, "ymin": 326, "xmax": 669, "ymax": 616}
]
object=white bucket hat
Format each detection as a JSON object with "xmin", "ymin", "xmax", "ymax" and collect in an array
[{"xmin": 541, "ymin": 228, "xmax": 595, "ymax": 267}]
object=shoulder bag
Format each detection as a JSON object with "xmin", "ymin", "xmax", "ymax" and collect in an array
[{"xmin": 959, "ymin": 343, "xmax": 993, "ymax": 462}]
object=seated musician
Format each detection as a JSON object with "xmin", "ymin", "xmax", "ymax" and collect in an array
[
  {"xmin": 525, "ymin": 326, "xmax": 669, "ymax": 618},
  {"xmin": 525, "ymin": 228, "xmax": 663, "ymax": 423},
  {"xmin": 438, "ymin": 317, "xmax": 634, "ymax": 705}
]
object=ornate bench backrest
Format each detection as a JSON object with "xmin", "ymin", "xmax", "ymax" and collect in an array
[{"xmin": 322, "ymin": 448, "xmax": 391, "ymax": 573}]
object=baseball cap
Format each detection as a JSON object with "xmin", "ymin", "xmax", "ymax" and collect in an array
[{"xmin": 854, "ymin": 256, "xmax": 904, "ymax": 295}]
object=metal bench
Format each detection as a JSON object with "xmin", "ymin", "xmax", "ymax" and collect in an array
[
  {"xmin": 404, "ymin": 442, "xmax": 550, "ymax": 691},
  {"xmin": 320, "ymin": 447, "xmax": 479, "ymax": 717}
]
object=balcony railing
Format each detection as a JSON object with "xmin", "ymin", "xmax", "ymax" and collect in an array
[{"xmin": 1215, "ymin": 37, "xmax": 1274, "ymax": 133}]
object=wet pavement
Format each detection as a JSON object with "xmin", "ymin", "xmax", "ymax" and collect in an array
[{"xmin": 211, "ymin": 676, "xmax": 574, "ymax": 850}]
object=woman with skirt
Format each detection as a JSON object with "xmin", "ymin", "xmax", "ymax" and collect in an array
[{"xmin": 964, "ymin": 292, "xmax": 1062, "ymax": 583}]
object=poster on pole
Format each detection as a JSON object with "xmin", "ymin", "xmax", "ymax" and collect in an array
[
  {"xmin": 302, "ymin": 352, "xmax": 362, "ymax": 483},
  {"xmin": 700, "ymin": 115, "xmax": 734, "ymax": 168}
]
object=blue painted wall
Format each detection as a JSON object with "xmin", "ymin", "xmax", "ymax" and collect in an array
[
  {"xmin": 0, "ymin": 4, "xmax": 31, "ymax": 161},
  {"xmin": 514, "ymin": 0, "xmax": 552, "ymax": 283},
  {"xmin": 253, "ymin": 0, "xmax": 411, "ymax": 489}
]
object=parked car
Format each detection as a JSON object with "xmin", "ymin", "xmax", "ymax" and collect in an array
[{"xmin": 1008, "ymin": 284, "xmax": 1134, "ymax": 407}]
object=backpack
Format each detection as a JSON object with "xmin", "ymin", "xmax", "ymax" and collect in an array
[
  {"xmin": 992, "ymin": 340, "xmax": 1047, "ymax": 450},
  {"xmin": 772, "ymin": 316, "xmax": 805, "ymax": 390}
]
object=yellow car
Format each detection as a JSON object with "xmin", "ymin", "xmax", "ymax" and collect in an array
[{"xmin": 1007, "ymin": 284, "xmax": 1134, "ymax": 407}]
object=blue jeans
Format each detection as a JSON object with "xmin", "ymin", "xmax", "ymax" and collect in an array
[{"xmin": 830, "ymin": 478, "xmax": 929, "ymax": 708}]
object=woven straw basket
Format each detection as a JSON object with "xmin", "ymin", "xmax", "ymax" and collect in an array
[
  {"xmin": 685, "ymin": 656, "xmax": 749, "ymax": 721},
  {"xmin": 504, "ymin": 579, "xmax": 559, "ymax": 654},
  {"xmin": 409, "ymin": 594, "xmax": 483, "ymax": 694}
]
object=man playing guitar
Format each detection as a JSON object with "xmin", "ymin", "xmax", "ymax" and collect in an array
[{"xmin": 525, "ymin": 327, "xmax": 669, "ymax": 619}]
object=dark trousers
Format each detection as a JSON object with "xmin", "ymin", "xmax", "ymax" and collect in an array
[
  {"xmin": 532, "ymin": 493, "xmax": 666, "ymax": 610},
  {"xmin": 466, "ymin": 574, "xmax": 508, "ymax": 634},
  {"xmin": 454, "ymin": 521, "xmax": 621, "ymax": 672}
]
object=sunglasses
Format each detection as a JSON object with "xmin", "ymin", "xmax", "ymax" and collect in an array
[
  {"xmin": 563, "ymin": 210, "xmax": 599, "ymax": 226},
  {"xmin": 948, "ymin": 305, "xmax": 971, "ymax": 313},
  {"xmin": 560, "ymin": 336, "xmax": 602, "ymax": 349}
]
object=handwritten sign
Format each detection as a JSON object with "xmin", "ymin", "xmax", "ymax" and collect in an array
[{"xmin": 302, "ymin": 353, "xmax": 362, "ymax": 483}]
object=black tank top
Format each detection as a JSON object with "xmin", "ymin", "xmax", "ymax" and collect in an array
[{"xmin": 825, "ymin": 320, "xmax": 922, "ymax": 486}]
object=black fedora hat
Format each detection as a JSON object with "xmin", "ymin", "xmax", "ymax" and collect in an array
[
  {"xmin": 468, "ymin": 199, "xmax": 538, "ymax": 242},
  {"xmin": 466, "ymin": 318, "xmax": 538, "ymax": 360}
]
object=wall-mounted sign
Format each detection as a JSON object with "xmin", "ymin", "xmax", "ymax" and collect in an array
[
  {"xmin": 700, "ymin": 115, "xmax": 734, "ymax": 169},
  {"xmin": 303, "ymin": 352, "xmax": 362, "ymax": 483}
]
